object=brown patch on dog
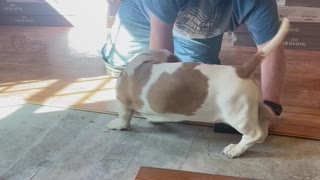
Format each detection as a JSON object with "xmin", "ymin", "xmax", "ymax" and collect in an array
[
  {"xmin": 147, "ymin": 63, "xmax": 209, "ymax": 116},
  {"xmin": 116, "ymin": 50, "xmax": 180, "ymax": 111},
  {"xmin": 235, "ymin": 52, "xmax": 266, "ymax": 79}
]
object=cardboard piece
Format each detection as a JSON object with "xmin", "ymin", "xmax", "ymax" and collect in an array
[
  {"xmin": 236, "ymin": 22, "xmax": 320, "ymax": 37},
  {"xmin": 233, "ymin": 33, "xmax": 320, "ymax": 51},
  {"xmin": 0, "ymin": 14, "xmax": 72, "ymax": 26},
  {"xmin": 278, "ymin": 6, "xmax": 320, "ymax": 23},
  {"xmin": 277, "ymin": 0, "xmax": 320, "ymax": 7}
]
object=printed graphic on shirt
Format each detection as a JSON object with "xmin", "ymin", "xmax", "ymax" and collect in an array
[{"xmin": 174, "ymin": 7, "xmax": 221, "ymax": 39}]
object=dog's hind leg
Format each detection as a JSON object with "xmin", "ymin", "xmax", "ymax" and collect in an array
[
  {"xmin": 106, "ymin": 101, "xmax": 133, "ymax": 130},
  {"xmin": 257, "ymin": 102, "xmax": 274, "ymax": 142},
  {"xmin": 222, "ymin": 104, "xmax": 265, "ymax": 158}
]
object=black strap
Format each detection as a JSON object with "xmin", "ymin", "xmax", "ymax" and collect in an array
[{"xmin": 264, "ymin": 100, "xmax": 282, "ymax": 116}]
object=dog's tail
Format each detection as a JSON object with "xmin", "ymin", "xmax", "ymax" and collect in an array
[{"xmin": 235, "ymin": 18, "xmax": 290, "ymax": 79}]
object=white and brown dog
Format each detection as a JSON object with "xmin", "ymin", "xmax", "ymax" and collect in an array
[{"xmin": 107, "ymin": 18, "xmax": 290, "ymax": 158}]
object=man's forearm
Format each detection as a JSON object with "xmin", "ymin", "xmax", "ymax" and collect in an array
[
  {"xmin": 149, "ymin": 13, "xmax": 174, "ymax": 52},
  {"xmin": 260, "ymin": 44, "xmax": 286, "ymax": 104}
]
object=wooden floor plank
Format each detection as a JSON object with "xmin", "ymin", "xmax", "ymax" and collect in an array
[
  {"xmin": 269, "ymin": 123, "xmax": 320, "ymax": 140},
  {"xmin": 135, "ymin": 167, "xmax": 253, "ymax": 180}
]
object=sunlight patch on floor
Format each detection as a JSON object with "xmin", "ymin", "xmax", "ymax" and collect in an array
[
  {"xmin": 0, "ymin": 105, "xmax": 23, "ymax": 120},
  {"xmin": 34, "ymin": 106, "xmax": 66, "ymax": 114},
  {"xmin": 0, "ymin": 77, "xmax": 117, "ymax": 112}
]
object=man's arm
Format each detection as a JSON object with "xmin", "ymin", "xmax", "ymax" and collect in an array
[
  {"xmin": 258, "ymin": 43, "xmax": 286, "ymax": 105},
  {"xmin": 149, "ymin": 12, "xmax": 174, "ymax": 52}
]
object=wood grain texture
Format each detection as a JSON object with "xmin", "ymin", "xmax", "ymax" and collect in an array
[
  {"xmin": 135, "ymin": 167, "xmax": 253, "ymax": 180},
  {"xmin": 0, "ymin": 26, "xmax": 319, "ymax": 139}
]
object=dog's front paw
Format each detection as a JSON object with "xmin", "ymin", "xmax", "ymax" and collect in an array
[
  {"xmin": 223, "ymin": 144, "xmax": 245, "ymax": 158},
  {"xmin": 106, "ymin": 119, "xmax": 129, "ymax": 130}
]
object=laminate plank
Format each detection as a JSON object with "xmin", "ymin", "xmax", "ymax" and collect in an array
[
  {"xmin": 269, "ymin": 122, "xmax": 320, "ymax": 140},
  {"xmin": 283, "ymin": 106, "xmax": 320, "ymax": 116},
  {"xmin": 278, "ymin": 113, "xmax": 320, "ymax": 128},
  {"xmin": 135, "ymin": 167, "xmax": 253, "ymax": 180}
]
